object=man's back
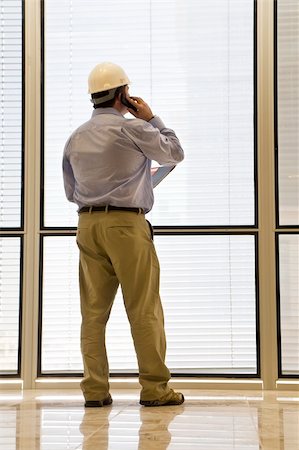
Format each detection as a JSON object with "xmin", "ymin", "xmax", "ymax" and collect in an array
[{"xmin": 63, "ymin": 107, "xmax": 184, "ymax": 212}]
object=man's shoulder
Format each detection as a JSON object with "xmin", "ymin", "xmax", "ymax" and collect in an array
[
  {"xmin": 71, "ymin": 118, "xmax": 94, "ymax": 137},
  {"xmin": 63, "ymin": 119, "xmax": 92, "ymax": 154},
  {"xmin": 121, "ymin": 116, "xmax": 153, "ymax": 133},
  {"xmin": 67, "ymin": 114, "xmax": 152, "ymax": 143}
]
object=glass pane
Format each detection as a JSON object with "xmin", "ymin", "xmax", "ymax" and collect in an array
[
  {"xmin": 277, "ymin": 0, "xmax": 299, "ymax": 225},
  {"xmin": 43, "ymin": 0, "xmax": 255, "ymax": 227},
  {"xmin": 0, "ymin": 0, "xmax": 23, "ymax": 228},
  {"xmin": 0, "ymin": 237, "xmax": 21, "ymax": 374},
  {"xmin": 41, "ymin": 234, "xmax": 257, "ymax": 375},
  {"xmin": 278, "ymin": 234, "xmax": 299, "ymax": 375}
]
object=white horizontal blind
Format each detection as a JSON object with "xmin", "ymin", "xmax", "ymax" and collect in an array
[
  {"xmin": 0, "ymin": 0, "xmax": 22, "ymax": 228},
  {"xmin": 41, "ymin": 237, "xmax": 81, "ymax": 372},
  {"xmin": 0, "ymin": 237, "xmax": 21, "ymax": 374},
  {"xmin": 279, "ymin": 235, "xmax": 299, "ymax": 375},
  {"xmin": 277, "ymin": 1, "xmax": 299, "ymax": 376},
  {"xmin": 41, "ymin": 235, "xmax": 257, "ymax": 374},
  {"xmin": 43, "ymin": 0, "xmax": 255, "ymax": 227},
  {"xmin": 277, "ymin": 0, "xmax": 299, "ymax": 225}
]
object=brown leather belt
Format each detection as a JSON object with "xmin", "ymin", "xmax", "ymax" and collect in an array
[{"xmin": 79, "ymin": 205, "xmax": 144, "ymax": 214}]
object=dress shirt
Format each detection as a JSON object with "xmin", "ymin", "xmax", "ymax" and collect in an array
[{"xmin": 62, "ymin": 107, "xmax": 184, "ymax": 213}]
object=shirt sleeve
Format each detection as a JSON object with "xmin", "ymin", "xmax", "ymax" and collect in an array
[
  {"xmin": 62, "ymin": 138, "xmax": 76, "ymax": 202},
  {"xmin": 122, "ymin": 116, "xmax": 185, "ymax": 166}
]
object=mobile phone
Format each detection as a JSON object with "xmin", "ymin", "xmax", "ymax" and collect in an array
[{"xmin": 121, "ymin": 94, "xmax": 138, "ymax": 112}]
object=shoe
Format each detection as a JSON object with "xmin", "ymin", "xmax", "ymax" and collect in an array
[
  {"xmin": 84, "ymin": 394, "xmax": 113, "ymax": 408},
  {"xmin": 140, "ymin": 391, "xmax": 184, "ymax": 407}
]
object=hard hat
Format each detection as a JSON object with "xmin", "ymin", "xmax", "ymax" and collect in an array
[{"xmin": 88, "ymin": 62, "xmax": 131, "ymax": 94}]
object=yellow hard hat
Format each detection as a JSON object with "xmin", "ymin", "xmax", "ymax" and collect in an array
[{"xmin": 88, "ymin": 62, "xmax": 131, "ymax": 94}]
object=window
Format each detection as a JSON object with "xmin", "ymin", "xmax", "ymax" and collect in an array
[
  {"xmin": 0, "ymin": 0, "xmax": 23, "ymax": 229},
  {"xmin": 276, "ymin": 0, "xmax": 299, "ymax": 226},
  {"xmin": 0, "ymin": 0, "xmax": 23, "ymax": 377},
  {"xmin": 0, "ymin": 237, "xmax": 22, "ymax": 374},
  {"xmin": 0, "ymin": 0, "xmax": 296, "ymax": 389},
  {"xmin": 40, "ymin": 234, "xmax": 258, "ymax": 375},
  {"xmin": 277, "ymin": 234, "xmax": 299, "ymax": 376},
  {"xmin": 40, "ymin": 0, "xmax": 258, "ymax": 376},
  {"xmin": 43, "ymin": 0, "xmax": 255, "ymax": 228},
  {"xmin": 276, "ymin": 0, "xmax": 299, "ymax": 376}
]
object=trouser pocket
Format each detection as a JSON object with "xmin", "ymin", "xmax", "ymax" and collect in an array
[{"xmin": 146, "ymin": 220, "xmax": 154, "ymax": 240}]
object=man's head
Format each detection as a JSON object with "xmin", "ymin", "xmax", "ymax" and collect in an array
[{"xmin": 88, "ymin": 62, "xmax": 130, "ymax": 109}]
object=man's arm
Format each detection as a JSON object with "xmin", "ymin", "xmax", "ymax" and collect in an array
[
  {"xmin": 123, "ymin": 96, "xmax": 184, "ymax": 165},
  {"xmin": 62, "ymin": 140, "xmax": 75, "ymax": 202},
  {"xmin": 123, "ymin": 116, "xmax": 184, "ymax": 166}
]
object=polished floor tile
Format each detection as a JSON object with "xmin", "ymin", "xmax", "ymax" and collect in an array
[{"xmin": 0, "ymin": 389, "xmax": 298, "ymax": 449}]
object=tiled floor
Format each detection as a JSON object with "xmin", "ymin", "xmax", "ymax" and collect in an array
[{"xmin": 0, "ymin": 389, "xmax": 298, "ymax": 449}]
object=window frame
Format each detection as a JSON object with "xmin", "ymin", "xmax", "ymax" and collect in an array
[
  {"xmin": 38, "ymin": 0, "xmax": 260, "ymax": 378},
  {"xmin": 274, "ymin": 0, "xmax": 299, "ymax": 230},
  {"xmin": 275, "ymin": 232, "xmax": 299, "ymax": 378},
  {"xmin": 37, "ymin": 230, "xmax": 260, "ymax": 378},
  {"xmin": 4, "ymin": 0, "xmax": 298, "ymax": 389},
  {"xmin": 0, "ymin": 0, "xmax": 25, "ymax": 378},
  {"xmin": 274, "ymin": 0, "xmax": 299, "ymax": 377},
  {"xmin": 39, "ymin": 0, "xmax": 258, "ymax": 231},
  {"xmin": 0, "ymin": 234, "xmax": 24, "ymax": 377},
  {"xmin": 0, "ymin": 0, "xmax": 25, "ymax": 232}
]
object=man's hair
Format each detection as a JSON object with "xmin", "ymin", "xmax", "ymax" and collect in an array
[{"xmin": 93, "ymin": 85, "xmax": 124, "ymax": 109}]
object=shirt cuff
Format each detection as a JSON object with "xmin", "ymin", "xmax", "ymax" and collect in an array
[{"xmin": 148, "ymin": 116, "xmax": 166, "ymax": 131}]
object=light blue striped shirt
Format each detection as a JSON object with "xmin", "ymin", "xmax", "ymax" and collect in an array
[{"xmin": 62, "ymin": 108, "xmax": 184, "ymax": 213}]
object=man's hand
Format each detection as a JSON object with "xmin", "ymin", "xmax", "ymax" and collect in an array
[{"xmin": 126, "ymin": 96, "xmax": 154, "ymax": 122}]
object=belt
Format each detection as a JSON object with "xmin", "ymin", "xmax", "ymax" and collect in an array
[{"xmin": 79, "ymin": 205, "xmax": 144, "ymax": 214}]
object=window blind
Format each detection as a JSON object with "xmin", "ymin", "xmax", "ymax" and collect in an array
[
  {"xmin": 0, "ymin": 0, "xmax": 22, "ymax": 229},
  {"xmin": 278, "ymin": 235, "xmax": 299, "ymax": 375},
  {"xmin": 41, "ymin": 235, "xmax": 257, "ymax": 375},
  {"xmin": 43, "ymin": 0, "xmax": 255, "ymax": 227},
  {"xmin": 277, "ymin": 0, "xmax": 299, "ymax": 376},
  {"xmin": 277, "ymin": 0, "xmax": 299, "ymax": 225},
  {"xmin": 0, "ymin": 237, "xmax": 21, "ymax": 374}
]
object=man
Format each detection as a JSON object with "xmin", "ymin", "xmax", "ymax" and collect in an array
[{"xmin": 62, "ymin": 62, "xmax": 185, "ymax": 407}]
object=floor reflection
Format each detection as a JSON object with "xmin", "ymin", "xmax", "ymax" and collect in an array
[
  {"xmin": 80, "ymin": 404, "xmax": 184, "ymax": 450},
  {"xmin": 0, "ymin": 390, "xmax": 298, "ymax": 450},
  {"xmin": 0, "ymin": 409, "xmax": 17, "ymax": 449}
]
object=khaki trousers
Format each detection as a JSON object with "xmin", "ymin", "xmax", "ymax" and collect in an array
[{"xmin": 76, "ymin": 210, "xmax": 171, "ymax": 401}]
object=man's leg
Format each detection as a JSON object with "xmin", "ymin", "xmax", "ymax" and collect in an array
[
  {"xmin": 106, "ymin": 213, "xmax": 173, "ymax": 401},
  {"xmin": 77, "ymin": 224, "xmax": 119, "ymax": 401}
]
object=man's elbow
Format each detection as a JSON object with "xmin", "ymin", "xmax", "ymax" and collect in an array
[
  {"xmin": 64, "ymin": 186, "xmax": 75, "ymax": 202},
  {"xmin": 66, "ymin": 193, "xmax": 74, "ymax": 202},
  {"xmin": 175, "ymin": 148, "xmax": 184, "ymax": 163}
]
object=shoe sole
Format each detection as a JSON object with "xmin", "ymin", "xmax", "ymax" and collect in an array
[{"xmin": 140, "ymin": 394, "xmax": 184, "ymax": 407}]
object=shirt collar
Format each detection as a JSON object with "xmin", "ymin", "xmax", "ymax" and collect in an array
[{"xmin": 91, "ymin": 107, "xmax": 124, "ymax": 118}]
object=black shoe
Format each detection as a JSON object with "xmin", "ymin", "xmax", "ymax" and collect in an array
[
  {"xmin": 84, "ymin": 394, "xmax": 113, "ymax": 408},
  {"xmin": 140, "ymin": 392, "xmax": 184, "ymax": 407}
]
